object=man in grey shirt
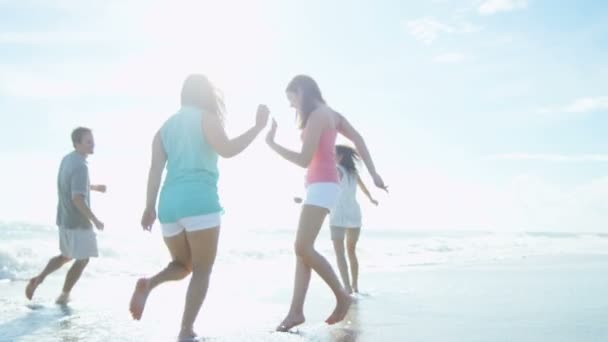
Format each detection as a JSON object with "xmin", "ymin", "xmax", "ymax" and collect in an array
[{"xmin": 25, "ymin": 127, "xmax": 106, "ymax": 304}]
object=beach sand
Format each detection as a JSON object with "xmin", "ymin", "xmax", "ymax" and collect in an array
[{"xmin": 2, "ymin": 253, "xmax": 608, "ymax": 341}]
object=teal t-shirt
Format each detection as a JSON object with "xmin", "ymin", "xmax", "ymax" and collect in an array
[{"xmin": 158, "ymin": 106, "xmax": 223, "ymax": 223}]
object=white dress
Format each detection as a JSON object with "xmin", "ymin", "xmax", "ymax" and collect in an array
[{"xmin": 330, "ymin": 165, "xmax": 362, "ymax": 228}]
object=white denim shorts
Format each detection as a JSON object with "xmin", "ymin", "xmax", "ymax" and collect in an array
[
  {"xmin": 303, "ymin": 182, "xmax": 341, "ymax": 211},
  {"xmin": 161, "ymin": 212, "xmax": 222, "ymax": 238}
]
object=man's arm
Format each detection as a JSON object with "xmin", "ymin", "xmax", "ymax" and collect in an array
[
  {"xmin": 90, "ymin": 184, "xmax": 106, "ymax": 193},
  {"xmin": 71, "ymin": 164, "xmax": 103, "ymax": 230},
  {"xmin": 72, "ymin": 195, "xmax": 101, "ymax": 225}
]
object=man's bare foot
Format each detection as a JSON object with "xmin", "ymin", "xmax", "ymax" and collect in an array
[
  {"xmin": 129, "ymin": 278, "xmax": 151, "ymax": 320},
  {"xmin": 55, "ymin": 292, "xmax": 70, "ymax": 305},
  {"xmin": 25, "ymin": 277, "xmax": 41, "ymax": 300},
  {"xmin": 276, "ymin": 313, "xmax": 305, "ymax": 332},
  {"xmin": 325, "ymin": 292, "xmax": 352, "ymax": 325}
]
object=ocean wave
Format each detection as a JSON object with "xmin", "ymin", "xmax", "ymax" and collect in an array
[{"xmin": 3, "ymin": 222, "xmax": 608, "ymax": 278}]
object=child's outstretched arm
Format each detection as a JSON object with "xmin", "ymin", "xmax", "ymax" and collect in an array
[{"xmin": 357, "ymin": 173, "xmax": 378, "ymax": 206}]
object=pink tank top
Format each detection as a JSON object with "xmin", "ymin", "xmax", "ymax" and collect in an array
[{"xmin": 303, "ymin": 126, "xmax": 339, "ymax": 186}]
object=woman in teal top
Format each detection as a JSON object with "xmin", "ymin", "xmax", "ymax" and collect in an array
[
  {"xmin": 130, "ymin": 74, "xmax": 269, "ymax": 341},
  {"xmin": 158, "ymin": 105, "xmax": 222, "ymax": 222}
]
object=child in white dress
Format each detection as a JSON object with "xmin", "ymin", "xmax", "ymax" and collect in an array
[{"xmin": 329, "ymin": 145, "xmax": 378, "ymax": 294}]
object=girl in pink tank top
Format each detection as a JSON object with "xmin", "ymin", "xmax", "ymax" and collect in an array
[
  {"xmin": 266, "ymin": 75, "xmax": 388, "ymax": 332},
  {"xmin": 302, "ymin": 125, "xmax": 339, "ymax": 185}
]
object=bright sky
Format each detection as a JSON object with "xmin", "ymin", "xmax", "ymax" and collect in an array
[{"xmin": 1, "ymin": 0, "xmax": 607, "ymax": 232}]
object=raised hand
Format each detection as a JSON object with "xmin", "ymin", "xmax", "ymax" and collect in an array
[
  {"xmin": 266, "ymin": 119, "xmax": 277, "ymax": 145},
  {"xmin": 256, "ymin": 104, "xmax": 270, "ymax": 130}
]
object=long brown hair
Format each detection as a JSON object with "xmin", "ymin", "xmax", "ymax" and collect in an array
[
  {"xmin": 181, "ymin": 74, "xmax": 225, "ymax": 123},
  {"xmin": 286, "ymin": 75, "xmax": 325, "ymax": 129}
]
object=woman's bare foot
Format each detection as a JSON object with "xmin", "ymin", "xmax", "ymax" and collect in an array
[
  {"xmin": 325, "ymin": 292, "xmax": 352, "ymax": 325},
  {"xmin": 177, "ymin": 331, "xmax": 199, "ymax": 341},
  {"xmin": 129, "ymin": 278, "xmax": 151, "ymax": 320},
  {"xmin": 276, "ymin": 313, "xmax": 305, "ymax": 332},
  {"xmin": 25, "ymin": 277, "xmax": 41, "ymax": 300},
  {"xmin": 55, "ymin": 292, "xmax": 70, "ymax": 305}
]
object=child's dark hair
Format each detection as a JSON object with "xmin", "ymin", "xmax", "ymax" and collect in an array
[{"xmin": 336, "ymin": 145, "xmax": 359, "ymax": 174}]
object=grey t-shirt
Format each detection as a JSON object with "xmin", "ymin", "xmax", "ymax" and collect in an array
[{"xmin": 56, "ymin": 151, "xmax": 92, "ymax": 229}]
